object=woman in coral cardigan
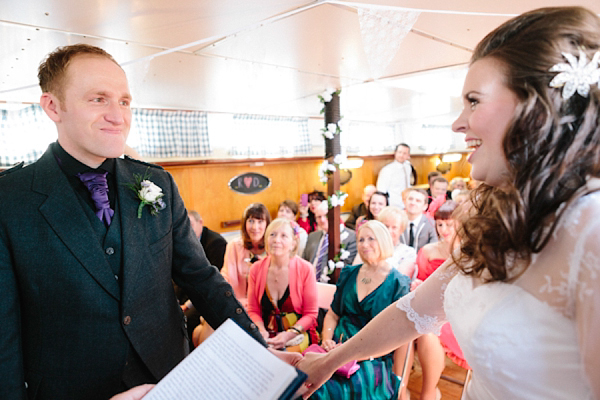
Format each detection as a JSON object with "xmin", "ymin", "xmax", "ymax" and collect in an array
[{"xmin": 247, "ymin": 218, "xmax": 318, "ymax": 353}]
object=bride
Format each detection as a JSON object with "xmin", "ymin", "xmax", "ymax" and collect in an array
[{"xmin": 299, "ymin": 6, "xmax": 600, "ymax": 399}]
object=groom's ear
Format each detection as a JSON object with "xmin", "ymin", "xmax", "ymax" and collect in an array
[{"xmin": 40, "ymin": 92, "xmax": 62, "ymax": 123}]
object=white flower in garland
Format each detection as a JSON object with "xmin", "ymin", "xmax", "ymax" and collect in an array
[
  {"xmin": 318, "ymin": 160, "xmax": 337, "ymax": 183},
  {"xmin": 322, "ymin": 129, "xmax": 335, "ymax": 140},
  {"xmin": 321, "ymin": 123, "xmax": 340, "ymax": 140},
  {"xmin": 328, "ymin": 191, "xmax": 348, "ymax": 208},
  {"xmin": 328, "ymin": 259, "xmax": 344, "ymax": 270},
  {"xmin": 333, "ymin": 154, "xmax": 346, "ymax": 166},
  {"xmin": 339, "ymin": 248, "xmax": 351, "ymax": 261},
  {"xmin": 321, "ymin": 89, "xmax": 334, "ymax": 103},
  {"xmin": 318, "ymin": 88, "xmax": 342, "ymax": 115},
  {"xmin": 340, "ymin": 229, "xmax": 349, "ymax": 241},
  {"xmin": 549, "ymin": 50, "xmax": 600, "ymax": 99}
]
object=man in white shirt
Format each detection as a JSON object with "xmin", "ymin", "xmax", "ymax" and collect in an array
[
  {"xmin": 376, "ymin": 143, "xmax": 412, "ymax": 209},
  {"xmin": 399, "ymin": 189, "xmax": 437, "ymax": 253}
]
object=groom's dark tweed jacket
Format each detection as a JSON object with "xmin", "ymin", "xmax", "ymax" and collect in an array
[{"xmin": 0, "ymin": 145, "xmax": 264, "ymax": 400}]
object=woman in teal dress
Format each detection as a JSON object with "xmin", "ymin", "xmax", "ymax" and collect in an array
[{"xmin": 312, "ymin": 220, "xmax": 410, "ymax": 399}]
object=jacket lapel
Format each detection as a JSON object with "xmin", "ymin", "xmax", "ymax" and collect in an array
[
  {"xmin": 33, "ymin": 149, "xmax": 120, "ymax": 300},
  {"xmin": 115, "ymin": 160, "xmax": 151, "ymax": 306}
]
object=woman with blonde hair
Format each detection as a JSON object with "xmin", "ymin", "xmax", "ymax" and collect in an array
[
  {"xmin": 300, "ymin": 7, "xmax": 600, "ymax": 399},
  {"xmin": 310, "ymin": 220, "xmax": 410, "ymax": 399},
  {"xmin": 246, "ymin": 218, "xmax": 318, "ymax": 353}
]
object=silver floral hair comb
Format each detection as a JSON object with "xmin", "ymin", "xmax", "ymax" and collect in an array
[{"xmin": 549, "ymin": 50, "xmax": 600, "ymax": 99}]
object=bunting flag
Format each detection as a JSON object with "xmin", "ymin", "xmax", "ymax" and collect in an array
[{"xmin": 357, "ymin": 8, "xmax": 420, "ymax": 78}]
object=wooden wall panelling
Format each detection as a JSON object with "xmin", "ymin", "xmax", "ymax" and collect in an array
[{"xmin": 161, "ymin": 154, "xmax": 471, "ymax": 234}]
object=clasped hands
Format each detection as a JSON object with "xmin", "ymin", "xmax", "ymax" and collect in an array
[{"xmin": 264, "ymin": 329, "xmax": 299, "ymax": 349}]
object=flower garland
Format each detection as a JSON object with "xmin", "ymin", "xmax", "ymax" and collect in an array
[
  {"xmin": 320, "ymin": 227, "xmax": 352, "ymax": 283},
  {"xmin": 317, "ymin": 87, "xmax": 352, "ymax": 282}
]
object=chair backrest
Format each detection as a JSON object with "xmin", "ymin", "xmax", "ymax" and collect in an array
[{"xmin": 316, "ymin": 282, "xmax": 336, "ymax": 310}]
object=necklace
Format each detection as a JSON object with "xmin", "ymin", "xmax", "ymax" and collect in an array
[
  {"xmin": 270, "ymin": 265, "xmax": 286, "ymax": 283},
  {"xmin": 360, "ymin": 264, "xmax": 381, "ymax": 284}
]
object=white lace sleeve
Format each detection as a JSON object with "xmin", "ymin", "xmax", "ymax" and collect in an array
[
  {"xmin": 521, "ymin": 188, "xmax": 600, "ymax": 399},
  {"xmin": 572, "ymin": 194, "xmax": 600, "ymax": 399},
  {"xmin": 396, "ymin": 261, "xmax": 457, "ymax": 335}
]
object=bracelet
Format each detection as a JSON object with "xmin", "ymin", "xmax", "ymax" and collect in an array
[{"xmin": 287, "ymin": 327, "xmax": 301, "ymax": 335}]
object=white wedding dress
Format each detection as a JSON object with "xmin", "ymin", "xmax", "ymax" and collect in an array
[{"xmin": 396, "ymin": 181, "xmax": 600, "ymax": 399}]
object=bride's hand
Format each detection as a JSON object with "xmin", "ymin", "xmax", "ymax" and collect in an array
[
  {"xmin": 297, "ymin": 352, "xmax": 336, "ymax": 398},
  {"xmin": 268, "ymin": 348, "xmax": 303, "ymax": 367}
]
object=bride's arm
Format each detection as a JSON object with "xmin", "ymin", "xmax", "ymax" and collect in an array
[{"xmin": 298, "ymin": 260, "xmax": 455, "ymax": 397}]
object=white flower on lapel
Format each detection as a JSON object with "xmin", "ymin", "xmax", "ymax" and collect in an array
[
  {"xmin": 126, "ymin": 171, "xmax": 166, "ymax": 218},
  {"xmin": 140, "ymin": 180, "xmax": 162, "ymax": 202}
]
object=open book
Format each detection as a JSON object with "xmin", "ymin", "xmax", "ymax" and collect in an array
[{"xmin": 143, "ymin": 319, "xmax": 306, "ymax": 400}]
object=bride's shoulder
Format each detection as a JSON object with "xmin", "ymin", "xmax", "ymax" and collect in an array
[{"xmin": 553, "ymin": 184, "xmax": 600, "ymax": 240}]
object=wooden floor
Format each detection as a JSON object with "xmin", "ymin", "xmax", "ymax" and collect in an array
[{"xmin": 405, "ymin": 356, "xmax": 468, "ymax": 400}]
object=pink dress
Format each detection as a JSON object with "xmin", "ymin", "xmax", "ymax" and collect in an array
[{"xmin": 416, "ymin": 249, "xmax": 470, "ymax": 369}]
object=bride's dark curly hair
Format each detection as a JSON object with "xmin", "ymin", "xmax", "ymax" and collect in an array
[{"xmin": 455, "ymin": 7, "xmax": 600, "ymax": 282}]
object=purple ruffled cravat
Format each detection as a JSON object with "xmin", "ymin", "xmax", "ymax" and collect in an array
[{"xmin": 77, "ymin": 171, "xmax": 114, "ymax": 226}]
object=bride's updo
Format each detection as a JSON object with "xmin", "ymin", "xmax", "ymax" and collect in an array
[{"xmin": 457, "ymin": 7, "xmax": 600, "ymax": 281}]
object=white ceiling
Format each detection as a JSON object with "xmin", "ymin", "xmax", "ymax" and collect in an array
[{"xmin": 1, "ymin": 0, "xmax": 599, "ymax": 122}]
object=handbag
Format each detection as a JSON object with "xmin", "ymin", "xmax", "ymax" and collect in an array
[{"xmin": 303, "ymin": 344, "xmax": 360, "ymax": 378}]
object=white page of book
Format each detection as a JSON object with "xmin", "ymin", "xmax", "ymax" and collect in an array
[{"xmin": 143, "ymin": 319, "xmax": 298, "ymax": 400}]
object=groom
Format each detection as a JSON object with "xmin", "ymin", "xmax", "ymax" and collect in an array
[{"xmin": 0, "ymin": 44, "xmax": 265, "ymax": 400}]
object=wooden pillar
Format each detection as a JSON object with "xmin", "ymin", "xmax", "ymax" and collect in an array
[{"xmin": 324, "ymin": 92, "xmax": 341, "ymax": 283}]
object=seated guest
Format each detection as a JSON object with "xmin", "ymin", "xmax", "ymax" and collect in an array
[
  {"xmin": 179, "ymin": 210, "xmax": 228, "ymax": 347},
  {"xmin": 428, "ymin": 176, "xmax": 450, "ymax": 204},
  {"xmin": 377, "ymin": 206, "xmax": 417, "ymax": 280},
  {"xmin": 426, "ymin": 171, "xmax": 442, "ymax": 198},
  {"xmin": 222, "ymin": 203, "xmax": 271, "ymax": 307},
  {"xmin": 277, "ymin": 200, "xmax": 308, "ymax": 256},
  {"xmin": 297, "ymin": 190, "xmax": 326, "ymax": 234},
  {"xmin": 451, "ymin": 188, "xmax": 470, "ymax": 205},
  {"xmin": 400, "ymin": 189, "xmax": 437, "ymax": 253},
  {"xmin": 415, "ymin": 201, "xmax": 459, "ymax": 284},
  {"xmin": 193, "ymin": 203, "xmax": 271, "ymax": 347},
  {"xmin": 355, "ymin": 190, "xmax": 389, "ymax": 228},
  {"xmin": 412, "ymin": 200, "xmax": 466, "ymax": 399},
  {"xmin": 303, "ymin": 202, "xmax": 357, "ymax": 282},
  {"xmin": 449, "ymin": 177, "xmax": 467, "ymax": 192},
  {"xmin": 344, "ymin": 184, "xmax": 376, "ymax": 230},
  {"xmin": 311, "ymin": 220, "xmax": 411, "ymax": 399},
  {"xmin": 247, "ymin": 218, "xmax": 319, "ymax": 353},
  {"xmin": 188, "ymin": 210, "xmax": 227, "ymax": 270}
]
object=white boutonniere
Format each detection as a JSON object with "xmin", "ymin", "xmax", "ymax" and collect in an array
[{"xmin": 127, "ymin": 171, "xmax": 166, "ymax": 218}]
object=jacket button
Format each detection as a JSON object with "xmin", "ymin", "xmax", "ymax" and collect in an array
[
  {"xmin": 235, "ymin": 308, "xmax": 243, "ymax": 314},
  {"xmin": 225, "ymin": 290, "xmax": 232, "ymax": 297},
  {"xmin": 123, "ymin": 316, "xmax": 132, "ymax": 325},
  {"xmin": 250, "ymin": 323, "xmax": 256, "ymax": 330},
  {"xmin": 105, "ymin": 247, "xmax": 115, "ymax": 255}
]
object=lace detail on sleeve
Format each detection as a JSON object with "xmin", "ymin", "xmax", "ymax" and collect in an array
[
  {"xmin": 395, "ymin": 261, "xmax": 456, "ymax": 335},
  {"xmin": 536, "ymin": 191, "xmax": 600, "ymax": 318},
  {"xmin": 397, "ymin": 291, "xmax": 444, "ymax": 335}
]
